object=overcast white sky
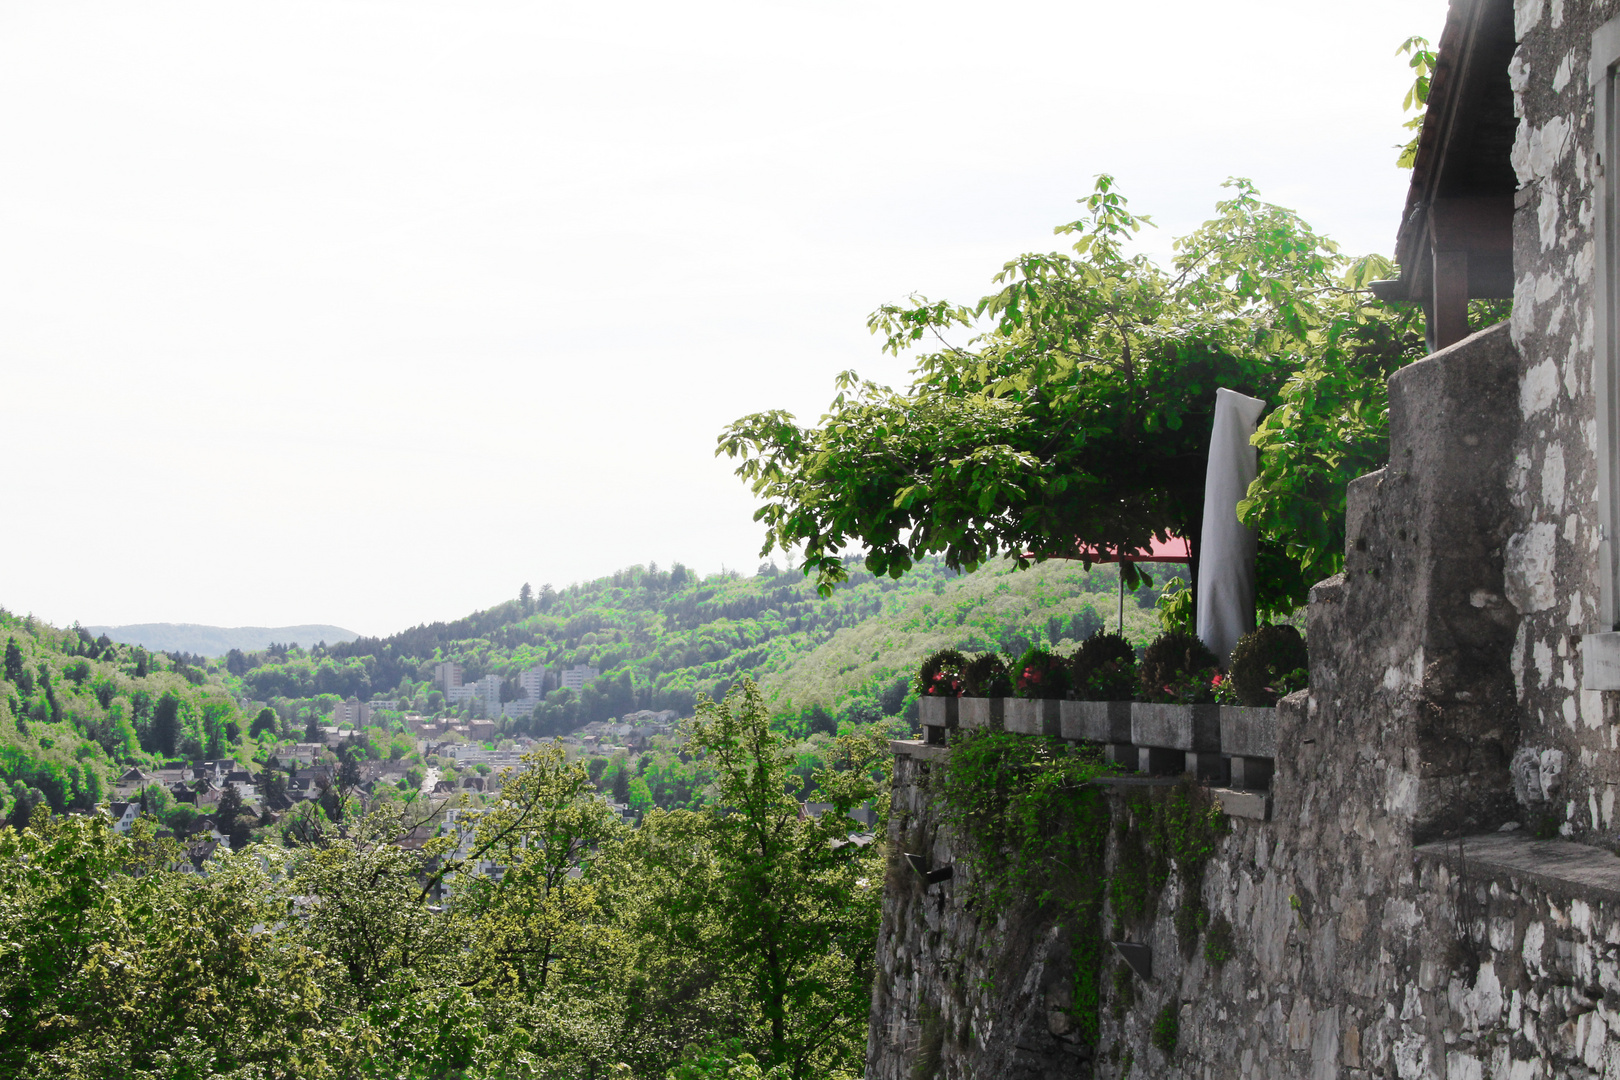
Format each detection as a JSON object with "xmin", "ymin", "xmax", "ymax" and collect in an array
[{"xmin": 0, "ymin": 0, "xmax": 1448, "ymax": 637}]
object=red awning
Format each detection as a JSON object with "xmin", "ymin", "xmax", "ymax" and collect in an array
[{"xmin": 1066, "ymin": 535, "xmax": 1191, "ymax": 564}]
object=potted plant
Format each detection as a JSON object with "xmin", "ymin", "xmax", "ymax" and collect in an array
[
  {"xmin": 1060, "ymin": 631, "xmax": 1136, "ymax": 746},
  {"xmin": 915, "ymin": 648, "xmax": 967, "ymax": 739},
  {"xmin": 1226, "ymin": 624, "xmax": 1308, "ymax": 707},
  {"xmin": 1132, "ymin": 631, "xmax": 1222, "ymax": 779},
  {"xmin": 1006, "ymin": 647, "xmax": 1068, "ymax": 736},
  {"xmin": 1217, "ymin": 625, "xmax": 1307, "ymax": 790},
  {"xmin": 958, "ymin": 653, "xmax": 1012, "ymax": 730}
]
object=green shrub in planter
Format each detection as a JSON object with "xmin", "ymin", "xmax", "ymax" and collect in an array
[
  {"xmin": 1013, "ymin": 647, "xmax": 1070, "ymax": 699},
  {"xmin": 1139, "ymin": 632, "xmax": 1219, "ymax": 704},
  {"xmin": 1227, "ymin": 625, "xmax": 1309, "ymax": 707},
  {"xmin": 1069, "ymin": 631, "xmax": 1136, "ymax": 701},
  {"xmin": 914, "ymin": 648, "xmax": 967, "ymax": 697},
  {"xmin": 961, "ymin": 653, "xmax": 1012, "ymax": 698}
]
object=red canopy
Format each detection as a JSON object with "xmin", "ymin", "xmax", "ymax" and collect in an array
[{"xmin": 1034, "ymin": 535, "xmax": 1190, "ymax": 564}]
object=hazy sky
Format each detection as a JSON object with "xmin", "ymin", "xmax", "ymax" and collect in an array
[{"xmin": 1, "ymin": 0, "xmax": 1448, "ymax": 637}]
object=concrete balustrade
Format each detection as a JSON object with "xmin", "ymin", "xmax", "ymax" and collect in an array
[
  {"xmin": 915, "ymin": 695, "xmax": 1277, "ymax": 794},
  {"xmin": 1219, "ymin": 705, "xmax": 1277, "ymax": 792},
  {"xmin": 1002, "ymin": 698, "xmax": 1061, "ymax": 736},
  {"xmin": 956, "ymin": 696, "xmax": 1003, "ymax": 731}
]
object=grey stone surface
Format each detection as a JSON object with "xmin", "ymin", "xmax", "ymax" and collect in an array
[
  {"xmin": 889, "ymin": 739, "xmax": 949, "ymax": 765},
  {"xmin": 1416, "ymin": 830, "xmax": 1620, "ymax": 904},
  {"xmin": 1060, "ymin": 700, "xmax": 1132, "ymax": 743},
  {"xmin": 918, "ymin": 695, "xmax": 957, "ymax": 730},
  {"xmin": 956, "ymin": 696, "xmax": 1003, "ymax": 731},
  {"xmin": 1218, "ymin": 705, "xmax": 1277, "ymax": 757},
  {"xmin": 1210, "ymin": 787, "xmax": 1269, "ymax": 821},
  {"xmin": 1003, "ymin": 698, "xmax": 1061, "ymax": 736},
  {"xmin": 1130, "ymin": 702, "xmax": 1219, "ymax": 752},
  {"xmin": 867, "ymin": 326, "xmax": 1600, "ymax": 1080}
]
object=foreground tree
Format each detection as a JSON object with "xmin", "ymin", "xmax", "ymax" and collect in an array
[{"xmin": 621, "ymin": 681, "xmax": 887, "ymax": 1079}]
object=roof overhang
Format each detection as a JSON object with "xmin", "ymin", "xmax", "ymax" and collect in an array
[{"xmin": 1370, "ymin": 0, "xmax": 1518, "ymax": 350}]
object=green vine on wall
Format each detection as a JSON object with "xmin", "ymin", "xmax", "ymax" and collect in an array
[
  {"xmin": 936, "ymin": 731, "xmax": 1111, "ymax": 1042},
  {"xmin": 935, "ymin": 732, "xmax": 1227, "ymax": 1051}
]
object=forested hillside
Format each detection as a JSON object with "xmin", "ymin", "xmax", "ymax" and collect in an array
[
  {"xmin": 0, "ymin": 613, "xmax": 248, "ymax": 823},
  {"xmin": 225, "ymin": 556, "xmax": 1178, "ymax": 735}
]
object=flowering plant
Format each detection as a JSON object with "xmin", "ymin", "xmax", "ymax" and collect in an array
[
  {"xmin": 1013, "ymin": 647, "xmax": 1070, "ymax": 700},
  {"xmin": 1138, "ymin": 631, "xmax": 1220, "ymax": 704},
  {"xmin": 1151, "ymin": 666, "xmax": 1220, "ymax": 705},
  {"xmin": 914, "ymin": 649, "xmax": 967, "ymax": 697},
  {"xmin": 1069, "ymin": 631, "xmax": 1136, "ymax": 701}
]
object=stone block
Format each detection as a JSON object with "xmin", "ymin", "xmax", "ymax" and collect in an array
[
  {"xmin": 1211, "ymin": 787, "xmax": 1270, "ymax": 820},
  {"xmin": 919, "ymin": 696, "xmax": 958, "ymax": 731},
  {"xmin": 890, "ymin": 739, "xmax": 949, "ymax": 764},
  {"xmin": 1219, "ymin": 705, "xmax": 1277, "ymax": 757},
  {"xmin": 957, "ymin": 697, "xmax": 1004, "ymax": 732},
  {"xmin": 1060, "ymin": 699, "xmax": 1132, "ymax": 743},
  {"xmin": 1131, "ymin": 702, "xmax": 1220, "ymax": 752},
  {"xmin": 1003, "ymin": 698, "xmax": 1061, "ymax": 736}
]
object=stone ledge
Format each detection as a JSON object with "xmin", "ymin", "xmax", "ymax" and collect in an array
[
  {"xmin": 1415, "ymin": 832, "xmax": 1620, "ymax": 904},
  {"xmin": 890, "ymin": 739, "xmax": 950, "ymax": 764},
  {"xmin": 1210, "ymin": 788, "xmax": 1270, "ymax": 821}
]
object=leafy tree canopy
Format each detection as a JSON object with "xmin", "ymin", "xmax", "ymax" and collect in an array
[{"xmin": 720, "ymin": 176, "xmax": 1428, "ymax": 614}]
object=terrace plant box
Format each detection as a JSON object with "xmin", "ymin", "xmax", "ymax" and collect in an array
[
  {"xmin": 918, "ymin": 695, "xmax": 959, "ymax": 730},
  {"xmin": 1130, "ymin": 702, "xmax": 1221, "ymax": 753},
  {"xmin": 1220, "ymin": 705, "xmax": 1277, "ymax": 791},
  {"xmin": 1132, "ymin": 702, "xmax": 1224, "ymax": 782},
  {"xmin": 1218, "ymin": 706, "xmax": 1277, "ymax": 759},
  {"xmin": 1059, "ymin": 700, "xmax": 1133, "ymax": 744},
  {"xmin": 956, "ymin": 696, "xmax": 1004, "ymax": 731},
  {"xmin": 1003, "ymin": 698, "xmax": 1061, "ymax": 737}
]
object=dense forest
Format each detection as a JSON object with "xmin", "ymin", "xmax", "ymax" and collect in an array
[{"xmin": 0, "ymin": 613, "xmax": 247, "ymax": 823}]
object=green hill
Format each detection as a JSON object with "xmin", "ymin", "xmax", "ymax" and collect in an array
[
  {"xmin": 0, "ymin": 556, "xmax": 1183, "ymax": 821},
  {"xmin": 222, "ymin": 556, "xmax": 1182, "ymax": 735},
  {"xmin": 0, "ymin": 614, "xmax": 251, "ymax": 823}
]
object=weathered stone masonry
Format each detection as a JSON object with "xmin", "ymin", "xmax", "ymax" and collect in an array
[{"xmin": 864, "ymin": 2, "xmax": 1620, "ymax": 1077}]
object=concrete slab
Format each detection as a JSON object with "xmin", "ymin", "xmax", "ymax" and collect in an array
[
  {"xmin": 1415, "ymin": 831, "xmax": 1620, "ymax": 904},
  {"xmin": 1211, "ymin": 787, "xmax": 1271, "ymax": 821}
]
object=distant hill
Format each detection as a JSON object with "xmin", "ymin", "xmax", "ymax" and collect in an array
[
  {"xmin": 85, "ymin": 623, "xmax": 358, "ymax": 657},
  {"xmin": 215, "ymin": 556, "xmax": 1181, "ymax": 732}
]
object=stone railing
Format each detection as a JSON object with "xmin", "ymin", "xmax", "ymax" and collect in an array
[{"xmin": 914, "ymin": 695, "xmax": 1277, "ymax": 819}]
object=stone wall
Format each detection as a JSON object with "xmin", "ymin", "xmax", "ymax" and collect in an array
[
  {"xmin": 1508, "ymin": 0, "xmax": 1620, "ymax": 841},
  {"xmin": 865, "ymin": 321, "xmax": 1620, "ymax": 1079},
  {"xmin": 862, "ymin": 7, "xmax": 1620, "ymax": 1075}
]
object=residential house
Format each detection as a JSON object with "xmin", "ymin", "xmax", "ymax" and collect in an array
[{"xmin": 106, "ymin": 800, "xmax": 139, "ymax": 833}]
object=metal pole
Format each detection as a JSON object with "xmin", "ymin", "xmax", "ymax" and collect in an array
[{"xmin": 1118, "ymin": 573, "xmax": 1124, "ymax": 633}]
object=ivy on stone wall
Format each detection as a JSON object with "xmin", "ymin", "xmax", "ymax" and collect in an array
[
  {"xmin": 936, "ymin": 731, "xmax": 1111, "ymax": 1041},
  {"xmin": 936, "ymin": 733, "xmax": 1227, "ymax": 1055}
]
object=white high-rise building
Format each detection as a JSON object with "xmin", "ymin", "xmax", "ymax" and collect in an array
[
  {"xmin": 559, "ymin": 664, "xmax": 600, "ymax": 691},
  {"xmin": 434, "ymin": 662, "xmax": 464, "ymax": 692},
  {"xmin": 519, "ymin": 665, "xmax": 547, "ymax": 700},
  {"xmin": 476, "ymin": 675, "xmax": 503, "ymax": 717}
]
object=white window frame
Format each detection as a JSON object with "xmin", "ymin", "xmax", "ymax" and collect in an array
[
  {"xmin": 1591, "ymin": 17, "xmax": 1620, "ymax": 631},
  {"xmin": 1584, "ymin": 19, "xmax": 1620, "ymax": 684}
]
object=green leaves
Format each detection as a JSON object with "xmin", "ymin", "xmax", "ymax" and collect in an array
[
  {"xmin": 1396, "ymin": 36, "xmax": 1436, "ymax": 168},
  {"xmin": 722, "ymin": 174, "xmax": 1417, "ymax": 614}
]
